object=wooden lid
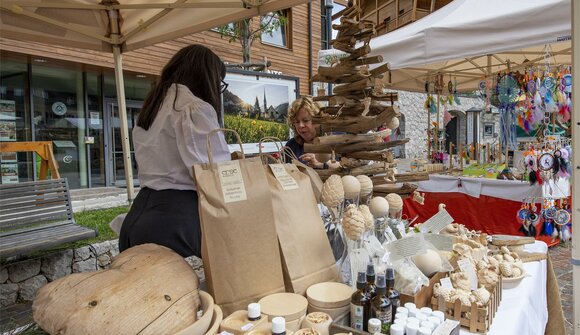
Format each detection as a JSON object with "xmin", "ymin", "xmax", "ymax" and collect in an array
[
  {"xmin": 306, "ymin": 282, "xmax": 354, "ymax": 309},
  {"xmin": 258, "ymin": 293, "xmax": 308, "ymax": 322}
]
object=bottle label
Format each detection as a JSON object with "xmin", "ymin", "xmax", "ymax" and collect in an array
[
  {"xmin": 350, "ymin": 303, "xmax": 364, "ymax": 330},
  {"xmin": 374, "ymin": 309, "xmax": 392, "ymax": 326},
  {"xmin": 240, "ymin": 323, "xmax": 254, "ymax": 331}
]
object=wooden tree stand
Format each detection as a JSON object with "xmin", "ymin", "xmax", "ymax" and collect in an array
[
  {"xmin": 431, "ymin": 278, "xmax": 502, "ymax": 333},
  {"xmin": 0, "ymin": 141, "xmax": 60, "ymax": 179}
]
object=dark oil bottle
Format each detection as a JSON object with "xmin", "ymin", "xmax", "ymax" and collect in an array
[
  {"xmin": 371, "ymin": 274, "xmax": 392, "ymax": 334},
  {"xmin": 365, "ymin": 262, "xmax": 377, "ymax": 299},
  {"xmin": 385, "ymin": 268, "xmax": 400, "ymax": 319},
  {"xmin": 350, "ymin": 271, "xmax": 371, "ymax": 331}
]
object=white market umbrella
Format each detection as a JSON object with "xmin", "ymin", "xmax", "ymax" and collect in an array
[{"xmin": 0, "ymin": 0, "xmax": 308, "ymax": 201}]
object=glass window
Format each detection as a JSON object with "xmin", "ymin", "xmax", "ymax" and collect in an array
[
  {"xmin": 261, "ymin": 10, "xmax": 290, "ymax": 48},
  {"xmin": 86, "ymin": 72, "xmax": 105, "ymax": 187},
  {"xmin": 31, "ymin": 62, "xmax": 88, "ymax": 188},
  {"xmin": 0, "ymin": 56, "xmax": 32, "ymax": 183}
]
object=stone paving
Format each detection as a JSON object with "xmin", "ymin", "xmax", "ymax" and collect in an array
[{"xmin": 548, "ymin": 242, "xmax": 574, "ymax": 335}]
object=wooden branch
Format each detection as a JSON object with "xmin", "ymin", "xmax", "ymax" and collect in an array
[
  {"xmin": 332, "ymin": 21, "xmax": 364, "ymax": 32},
  {"xmin": 350, "ymin": 163, "xmax": 395, "ymax": 176},
  {"xmin": 340, "ymin": 157, "xmax": 371, "ymax": 168},
  {"xmin": 333, "ymin": 42, "xmax": 356, "ymax": 53},
  {"xmin": 342, "ymin": 150, "xmax": 394, "ymax": 162},
  {"xmin": 372, "ymin": 183, "xmax": 418, "ymax": 198},
  {"xmin": 340, "ymin": 56, "xmax": 383, "ymax": 68},
  {"xmin": 343, "ymin": 6, "xmax": 362, "ymax": 19},
  {"xmin": 321, "ymin": 103, "xmax": 397, "ymax": 117},
  {"xmin": 313, "ymin": 93, "xmax": 398, "ymax": 103},
  {"xmin": 317, "ymin": 65, "xmax": 359, "ymax": 77},
  {"xmin": 313, "ymin": 107, "xmax": 399, "ymax": 133},
  {"xmin": 370, "ymin": 63, "xmax": 390, "ymax": 76},
  {"xmin": 333, "ymin": 78, "xmax": 374, "ymax": 95},
  {"xmin": 304, "ymin": 138, "xmax": 410, "ymax": 154},
  {"xmin": 312, "ymin": 69, "xmax": 371, "ymax": 84},
  {"xmin": 331, "ymin": 35, "xmax": 356, "ymax": 46},
  {"xmin": 371, "ymin": 172, "xmax": 430, "ymax": 184},
  {"xmin": 341, "ymin": 45, "xmax": 371, "ymax": 62},
  {"xmin": 314, "ymin": 129, "xmax": 391, "ymax": 146}
]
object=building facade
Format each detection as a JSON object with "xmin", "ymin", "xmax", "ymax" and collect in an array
[{"xmin": 0, "ymin": 2, "xmax": 323, "ymax": 188}]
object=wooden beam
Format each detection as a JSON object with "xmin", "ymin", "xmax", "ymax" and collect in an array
[{"xmin": 304, "ymin": 138, "xmax": 409, "ymax": 154}]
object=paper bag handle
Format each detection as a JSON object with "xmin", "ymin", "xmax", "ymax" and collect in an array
[
  {"xmin": 206, "ymin": 128, "xmax": 244, "ymax": 166},
  {"xmin": 281, "ymin": 146, "xmax": 300, "ymax": 163},
  {"xmin": 258, "ymin": 136, "xmax": 283, "ymax": 155}
]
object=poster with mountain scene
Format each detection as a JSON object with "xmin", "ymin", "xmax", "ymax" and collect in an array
[{"xmin": 223, "ymin": 73, "xmax": 293, "ymax": 145}]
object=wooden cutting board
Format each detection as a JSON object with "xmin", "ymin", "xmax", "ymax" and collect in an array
[{"xmin": 490, "ymin": 234, "xmax": 535, "ymax": 246}]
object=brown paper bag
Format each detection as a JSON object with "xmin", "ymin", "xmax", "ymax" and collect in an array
[
  {"xmin": 193, "ymin": 129, "xmax": 285, "ymax": 316},
  {"xmin": 263, "ymin": 161, "xmax": 339, "ymax": 295},
  {"xmin": 282, "ymin": 147, "xmax": 323, "ymax": 202}
]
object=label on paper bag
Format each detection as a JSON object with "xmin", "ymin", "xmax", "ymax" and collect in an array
[
  {"xmin": 457, "ymin": 258, "xmax": 478, "ymax": 290},
  {"xmin": 269, "ymin": 164, "xmax": 298, "ymax": 190},
  {"xmin": 218, "ymin": 160, "xmax": 247, "ymax": 203}
]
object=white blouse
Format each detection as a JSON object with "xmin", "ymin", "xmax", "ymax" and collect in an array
[{"xmin": 133, "ymin": 84, "xmax": 230, "ymax": 191}]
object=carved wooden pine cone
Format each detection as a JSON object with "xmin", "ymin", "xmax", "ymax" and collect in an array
[
  {"xmin": 472, "ymin": 286, "xmax": 491, "ymax": 306},
  {"xmin": 358, "ymin": 204, "xmax": 374, "ymax": 231},
  {"xmin": 356, "ymin": 175, "xmax": 373, "ymax": 197},
  {"xmin": 499, "ymin": 261, "xmax": 513, "ymax": 277},
  {"xmin": 342, "ymin": 204, "xmax": 365, "ymax": 240},
  {"xmin": 321, "ymin": 174, "xmax": 344, "ymax": 207},
  {"xmin": 477, "ymin": 267, "xmax": 499, "ymax": 292}
]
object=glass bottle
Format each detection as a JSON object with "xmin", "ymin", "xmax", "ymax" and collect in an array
[
  {"xmin": 366, "ymin": 262, "xmax": 377, "ymax": 299},
  {"xmin": 385, "ymin": 268, "xmax": 401, "ymax": 319},
  {"xmin": 371, "ymin": 274, "xmax": 392, "ymax": 334},
  {"xmin": 350, "ymin": 271, "xmax": 371, "ymax": 331}
]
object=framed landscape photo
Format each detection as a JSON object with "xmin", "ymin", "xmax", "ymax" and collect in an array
[{"xmin": 222, "ymin": 69, "xmax": 298, "ymax": 154}]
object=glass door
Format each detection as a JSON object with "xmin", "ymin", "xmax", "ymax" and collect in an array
[{"xmin": 106, "ymin": 101, "xmax": 141, "ymax": 187}]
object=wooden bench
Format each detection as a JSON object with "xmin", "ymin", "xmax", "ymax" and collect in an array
[{"xmin": 0, "ymin": 178, "xmax": 98, "ymax": 259}]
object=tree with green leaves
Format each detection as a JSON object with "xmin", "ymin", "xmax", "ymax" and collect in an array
[{"xmin": 216, "ymin": 11, "xmax": 287, "ymax": 64}]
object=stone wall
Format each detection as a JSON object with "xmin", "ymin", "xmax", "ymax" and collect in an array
[
  {"xmin": 0, "ymin": 240, "xmax": 120, "ymax": 307},
  {"xmin": 388, "ymin": 90, "xmax": 496, "ymax": 158}
]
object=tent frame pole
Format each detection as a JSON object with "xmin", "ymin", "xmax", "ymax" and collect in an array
[
  {"xmin": 109, "ymin": 9, "xmax": 135, "ymax": 204},
  {"xmin": 572, "ymin": 1, "xmax": 579, "ymax": 332}
]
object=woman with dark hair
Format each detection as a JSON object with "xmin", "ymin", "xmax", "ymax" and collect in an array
[{"xmin": 119, "ymin": 44, "xmax": 230, "ymax": 258}]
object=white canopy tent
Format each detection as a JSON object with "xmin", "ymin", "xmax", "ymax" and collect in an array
[
  {"xmin": 370, "ymin": 0, "xmax": 578, "ymax": 330},
  {"xmin": 368, "ymin": 0, "xmax": 572, "ymax": 92},
  {"xmin": 0, "ymin": 0, "xmax": 308, "ymax": 201}
]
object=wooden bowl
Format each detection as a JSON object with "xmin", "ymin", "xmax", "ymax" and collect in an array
[
  {"xmin": 259, "ymin": 293, "xmax": 308, "ymax": 322},
  {"xmin": 307, "ymin": 303, "xmax": 349, "ymax": 320},
  {"xmin": 174, "ymin": 291, "xmax": 215, "ymax": 335},
  {"xmin": 306, "ymin": 282, "xmax": 354, "ymax": 309},
  {"xmin": 205, "ymin": 305, "xmax": 223, "ymax": 335}
]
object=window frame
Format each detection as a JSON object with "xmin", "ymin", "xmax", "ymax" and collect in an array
[{"xmin": 260, "ymin": 9, "xmax": 291, "ymax": 49}]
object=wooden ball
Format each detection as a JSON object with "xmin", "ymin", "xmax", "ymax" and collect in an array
[
  {"xmin": 341, "ymin": 175, "xmax": 360, "ymax": 199},
  {"xmin": 368, "ymin": 197, "xmax": 389, "ymax": 218}
]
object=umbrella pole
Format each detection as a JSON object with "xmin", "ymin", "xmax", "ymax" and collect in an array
[
  {"xmin": 572, "ymin": 0, "xmax": 579, "ymax": 331},
  {"xmin": 113, "ymin": 46, "xmax": 135, "ymax": 204}
]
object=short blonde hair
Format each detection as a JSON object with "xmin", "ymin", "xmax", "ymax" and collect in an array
[{"xmin": 287, "ymin": 96, "xmax": 320, "ymax": 132}]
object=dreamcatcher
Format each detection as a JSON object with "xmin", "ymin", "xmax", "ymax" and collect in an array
[{"xmin": 497, "ymin": 73, "xmax": 519, "ymax": 151}]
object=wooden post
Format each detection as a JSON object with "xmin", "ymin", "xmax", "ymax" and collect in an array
[
  {"xmin": 435, "ymin": 94, "xmax": 440, "ymax": 153},
  {"xmin": 459, "ymin": 143, "xmax": 463, "ymax": 170},
  {"xmin": 486, "ymin": 144, "xmax": 490, "ymax": 164},
  {"xmin": 427, "ymin": 105, "xmax": 432, "ymax": 159},
  {"xmin": 449, "ymin": 142, "xmax": 454, "ymax": 171},
  {"xmin": 505, "ymin": 142, "xmax": 509, "ymax": 167}
]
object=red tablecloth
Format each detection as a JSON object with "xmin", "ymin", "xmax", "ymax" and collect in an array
[{"xmin": 403, "ymin": 175, "xmax": 570, "ymax": 246}]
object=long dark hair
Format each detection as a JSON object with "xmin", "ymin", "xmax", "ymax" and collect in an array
[{"xmin": 138, "ymin": 44, "xmax": 226, "ymax": 129}]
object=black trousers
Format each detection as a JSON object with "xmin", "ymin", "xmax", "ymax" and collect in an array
[{"xmin": 119, "ymin": 187, "xmax": 201, "ymax": 258}]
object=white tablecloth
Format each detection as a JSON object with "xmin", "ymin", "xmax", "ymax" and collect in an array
[{"xmin": 461, "ymin": 241, "xmax": 548, "ymax": 335}]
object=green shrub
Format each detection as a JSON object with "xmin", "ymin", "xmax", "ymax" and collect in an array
[{"xmin": 224, "ymin": 114, "xmax": 289, "ymax": 144}]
